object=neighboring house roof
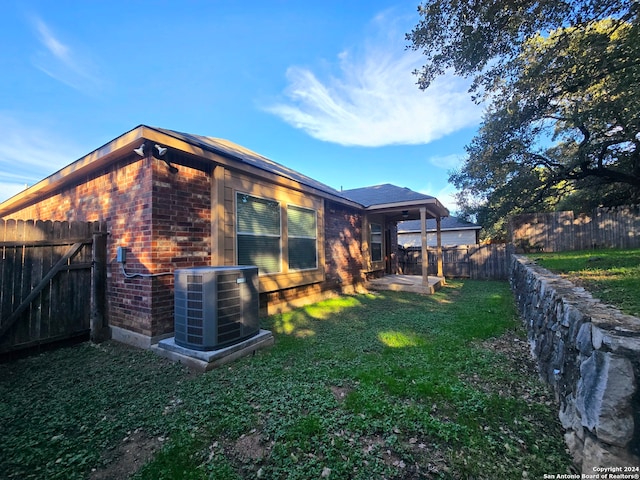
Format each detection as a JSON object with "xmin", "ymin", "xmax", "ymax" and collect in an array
[
  {"xmin": 398, "ymin": 217, "xmax": 481, "ymax": 233},
  {"xmin": 340, "ymin": 184, "xmax": 437, "ymax": 208}
]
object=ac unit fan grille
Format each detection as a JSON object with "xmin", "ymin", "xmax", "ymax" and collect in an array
[
  {"xmin": 216, "ymin": 273, "xmax": 242, "ymax": 343},
  {"xmin": 174, "ymin": 266, "xmax": 259, "ymax": 350}
]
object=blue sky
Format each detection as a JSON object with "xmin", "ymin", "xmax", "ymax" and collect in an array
[{"xmin": 0, "ymin": 0, "xmax": 483, "ymax": 212}]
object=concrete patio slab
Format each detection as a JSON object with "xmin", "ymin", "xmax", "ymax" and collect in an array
[{"xmin": 366, "ymin": 275, "xmax": 445, "ymax": 295}]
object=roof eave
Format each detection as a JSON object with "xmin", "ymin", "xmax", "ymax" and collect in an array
[
  {"xmin": 143, "ymin": 127, "xmax": 364, "ymax": 209},
  {"xmin": 0, "ymin": 125, "xmax": 364, "ymax": 217},
  {"xmin": 0, "ymin": 125, "xmax": 148, "ymax": 217},
  {"xmin": 364, "ymin": 198, "xmax": 449, "ymax": 218}
]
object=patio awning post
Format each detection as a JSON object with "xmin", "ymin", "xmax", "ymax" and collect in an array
[{"xmin": 420, "ymin": 207, "xmax": 429, "ymax": 286}]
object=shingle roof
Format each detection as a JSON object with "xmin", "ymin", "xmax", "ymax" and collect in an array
[
  {"xmin": 154, "ymin": 129, "xmax": 443, "ymax": 211},
  {"xmin": 153, "ymin": 127, "xmax": 345, "ymax": 198},
  {"xmin": 0, "ymin": 125, "xmax": 450, "ymax": 216},
  {"xmin": 339, "ymin": 184, "xmax": 437, "ymax": 207},
  {"xmin": 397, "ymin": 216, "xmax": 481, "ymax": 232}
]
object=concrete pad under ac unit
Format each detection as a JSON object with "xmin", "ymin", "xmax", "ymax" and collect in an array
[{"xmin": 151, "ymin": 329, "xmax": 274, "ymax": 372}]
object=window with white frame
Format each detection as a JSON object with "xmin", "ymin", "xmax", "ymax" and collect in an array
[
  {"xmin": 287, "ymin": 205, "xmax": 317, "ymax": 270},
  {"xmin": 370, "ymin": 223, "xmax": 382, "ymax": 262},
  {"xmin": 236, "ymin": 193, "xmax": 281, "ymax": 273}
]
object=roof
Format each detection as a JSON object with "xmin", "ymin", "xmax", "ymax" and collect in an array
[
  {"xmin": 340, "ymin": 184, "xmax": 437, "ymax": 208},
  {"xmin": 398, "ymin": 216, "xmax": 481, "ymax": 233},
  {"xmin": 0, "ymin": 125, "xmax": 449, "ymax": 218},
  {"xmin": 153, "ymin": 127, "xmax": 345, "ymax": 199}
]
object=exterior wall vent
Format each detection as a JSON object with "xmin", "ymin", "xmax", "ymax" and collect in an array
[{"xmin": 174, "ymin": 266, "xmax": 259, "ymax": 351}]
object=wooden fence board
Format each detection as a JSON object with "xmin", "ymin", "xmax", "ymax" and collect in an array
[
  {"xmin": 0, "ymin": 220, "xmax": 106, "ymax": 353},
  {"xmin": 509, "ymin": 206, "xmax": 640, "ymax": 252},
  {"xmin": 399, "ymin": 244, "xmax": 514, "ymax": 280}
]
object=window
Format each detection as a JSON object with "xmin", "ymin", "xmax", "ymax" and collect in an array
[
  {"xmin": 237, "ymin": 193, "xmax": 281, "ymax": 273},
  {"xmin": 370, "ymin": 223, "xmax": 382, "ymax": 262},
  {"xmin": 287, "ymin": 205, "xmax": 317, "ymax": 270}
]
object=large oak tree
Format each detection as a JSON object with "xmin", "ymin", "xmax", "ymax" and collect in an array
[{"xmin": 408, "ymin": 1, "xmax": 640, "ymax": 240}]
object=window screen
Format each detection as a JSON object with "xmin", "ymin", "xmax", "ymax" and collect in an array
[
  {"xmin": 288, "ymin": 205, "xmax": 317, "ymax": 270},
  {"xmin": 237, "ymin": 193, "xmax": 281, "ymax": 273},
  {"xmin": 370, "ymin": 223, "xmax": 382, "ymax": 262}
]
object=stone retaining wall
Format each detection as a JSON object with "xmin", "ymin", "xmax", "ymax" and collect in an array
[{"xmin": 510, "ymin": 255, "xmax": 640, "ymax": 472}]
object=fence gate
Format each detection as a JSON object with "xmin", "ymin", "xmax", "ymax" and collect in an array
[{"xmin": 0, "ymin": 220, "xmax": 107, "ymax": 354}]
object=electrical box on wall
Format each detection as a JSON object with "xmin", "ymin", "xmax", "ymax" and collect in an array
[{"xmin": 116, "ymin": 246, "xmax": 126, "ymax": 263}]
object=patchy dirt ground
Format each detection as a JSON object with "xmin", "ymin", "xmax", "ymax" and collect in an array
[
  {"xmin": 89, "ymin": 429, "xmax": 162, "ymax": 480},
  {"xmin": 463, "ymin": 332, "xmax": 555, "ymax": 405}
]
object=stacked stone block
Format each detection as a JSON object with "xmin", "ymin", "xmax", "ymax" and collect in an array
[{"xmin": 511, "ymin": 255, "xmax": 639, "ymax": 472}]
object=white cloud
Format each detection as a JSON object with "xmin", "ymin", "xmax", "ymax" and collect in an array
[
  {"xmin": 0, "ymin": 182, "xmax": 30, "ymax": 202},
  {"xmin": 0, "ymin": 114, "xmax": 83, "ymax": 203},
  {"xmin": 427, "ymin": 153, "xmax": 467, "ymax": 171},
  {"xmin": 30, "ymin": 16, "xmax": 104, "ymax": 94},
  {"xmin": 418, "ymin": 182, "xmax": 461, "ymax": 216},
  {"xmin": 266, "ymin": 11, "xmax": 482, "ymax": 147}
]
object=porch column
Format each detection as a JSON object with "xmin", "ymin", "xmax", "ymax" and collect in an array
[
  {"xmin": 436, "ymin": 216, "xmax": 443, "ymax": 277},
  {"xmin": 420, "ymin": 207, "xmax": 429, "ymax": 286}
]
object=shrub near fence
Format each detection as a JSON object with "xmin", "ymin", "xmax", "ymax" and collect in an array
[
  {"xmin": 0, "ymin": 219, "xmax": 107, "ymax": 353},
  {"xmin": 509, "ymin": 205, "xmax": 640, "ymax": 252}
]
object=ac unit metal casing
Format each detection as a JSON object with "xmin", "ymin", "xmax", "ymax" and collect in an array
[{"xmin": 174, "ymin": 266, "xmax": 259, "ymax": 351}]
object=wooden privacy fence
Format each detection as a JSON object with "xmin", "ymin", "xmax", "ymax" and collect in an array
[
  {"xmin": 0, "ymin": 220, "xmax": 107, "ymax": 354},
  {"xmin": 509, "ymin": 205, "xmax": 640, "ymax": 252},
  {"xmin": 398, "ymin": 244, "xmax": 514, "ymax": 280}
]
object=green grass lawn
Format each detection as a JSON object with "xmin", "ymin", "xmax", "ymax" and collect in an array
[
  {"xmin": 528, "ymin": 248, "xmax": 640, "ymax": 317},
  {"xmin": 0, "ymin": 280, "xmax": 572, "ymax": 479}
]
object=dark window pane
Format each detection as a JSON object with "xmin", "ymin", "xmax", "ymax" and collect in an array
[
  {"xmin": 237, "ymin": 235, "xmax": 281, "ymax": 273},
  {"xmin": 288, "ymin": 237, "xmax": 317, "ymax": 270},
  {"xmin": 371, "ymin": 243, "xmax": 382, "ymax": 262},
  {"xmin": 371, "ymin": 223, "xmax": 382, "ymax": 262}
]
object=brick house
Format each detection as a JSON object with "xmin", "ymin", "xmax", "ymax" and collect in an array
[{"xmin": 0, "ymin": 125, "xmax": 448, "ymax": 348}]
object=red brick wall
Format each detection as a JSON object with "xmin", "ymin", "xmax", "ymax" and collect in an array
[
  {"xmin": 149, "ymin": 159, "xmax": 211, "ymax": 335},
  {"xmin": 3, "ymin": 154, "xmax": 212, "ymax": 338},
  {"xmin": 3, "ymin": 154, "xmax": 371, "ymax": 337},
  {"xmin": 324, "ymin": 200, "xmax": 364, "ymax": 289}
]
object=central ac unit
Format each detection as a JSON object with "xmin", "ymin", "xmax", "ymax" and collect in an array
[{"xmin": 173, "ymin": 266, "xmax": 259, "ymax": 351}]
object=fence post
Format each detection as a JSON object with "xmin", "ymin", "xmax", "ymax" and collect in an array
[
  {"xmin": 420, "ymin": 207, "xmax": 429, "ymax": 286},
  {"xmin": 436, "ymin": 217, "xmax": 444, "ymax": 278},
  {"xmin": 90, "ymin": 233, "xmax": 108, "ymax": 343}
]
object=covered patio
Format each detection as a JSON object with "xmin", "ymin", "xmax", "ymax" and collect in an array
[
  {"xmin": 340, "ymin": 184, "xmax": 449, "ymax": 293},
  {"xmin": 366, "ymin": 274, "xmax": 445, "ymax": 295}
]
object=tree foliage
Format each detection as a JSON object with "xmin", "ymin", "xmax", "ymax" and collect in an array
[{"xmin": 408, "ymin": 1, "xmax": 640, "ymax": 240}]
